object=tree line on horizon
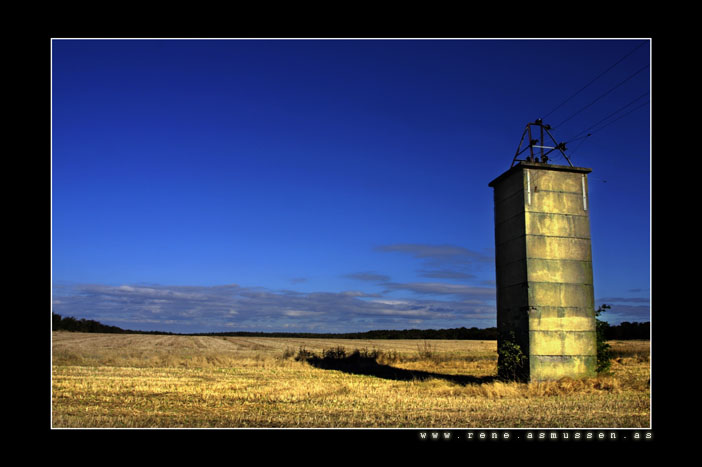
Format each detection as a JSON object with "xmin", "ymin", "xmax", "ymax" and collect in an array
[
  {"xmin": 51, "ymin": 313, "xmax": 174, "ymax": 335},
  {"xmin": 51, "ymin": 312, "xmax": 650, "ymax": 340}
]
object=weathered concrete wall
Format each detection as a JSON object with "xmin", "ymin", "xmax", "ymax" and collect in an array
[{"xmin": 489, "ymin": 162, "xmax": 596, "ymax": 381}]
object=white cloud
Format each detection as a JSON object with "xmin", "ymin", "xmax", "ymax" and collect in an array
[
  {"xmin": 283, "ymin": 310, "xmax": 324, "ymax": 317},
  {"xmin": 51, "ymin": 281, "xmax": 498, "ymax": 333},
  {"xmin": 381, "ymin": 281, "xmax": 495, "ymax": 298},
  {"xmin": 370, "ymin": 299, "xmax": 412, "ymax": 305}
]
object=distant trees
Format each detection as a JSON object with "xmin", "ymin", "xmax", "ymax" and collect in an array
[
  {"xmin": 604, "ymin": 321, "xmax": 650, "ymax": 340},
  {"xmin": 52, "ymin": 313, "xmax": 127, "ymax": 334},
  {"xmin": 50, "ymin": 312, "xmax": 650, "ymax": 340},
  {"xmin": 51, "ymin": 313, "xmax": 174, "ymax": 335}
]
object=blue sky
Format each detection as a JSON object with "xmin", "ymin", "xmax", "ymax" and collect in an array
[{"xmin": 51, "ymin": 38, "xmax": 651, "ymax": 333}]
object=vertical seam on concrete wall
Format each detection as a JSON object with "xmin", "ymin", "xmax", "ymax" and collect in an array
[
  {"xmin": 526, "ymin": 169, "xmax": 531, "ymax": 205},
  {"xmin": 581, "ymin": 174, "xmax": 587, "ymax": 211}
]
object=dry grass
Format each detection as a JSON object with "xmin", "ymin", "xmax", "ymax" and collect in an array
[{"xmin": 51, "ymin": 332, "xmax": 650, "ymax": 428}]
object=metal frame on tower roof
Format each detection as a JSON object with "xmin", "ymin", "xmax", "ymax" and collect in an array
[{"xmin": 511, "ymin": 119, "xmax": 573, "ymax": 168}]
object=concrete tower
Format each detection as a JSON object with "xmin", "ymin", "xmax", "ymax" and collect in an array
[{"xmin": 489, "ymin": 160, "xmax": 597, "ymax": 382}]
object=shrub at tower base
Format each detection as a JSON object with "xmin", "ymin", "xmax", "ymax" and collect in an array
[
  {"xmin": 497, "ymin": 305, "xmax": 616, "ymax": 382},
  {"xmin": 497, "ymin": 331, "xmax": 528, "ymax": 382},
  {"xmin": 595, "ymin": 304, "xmax": 614, "ymax": 374}
]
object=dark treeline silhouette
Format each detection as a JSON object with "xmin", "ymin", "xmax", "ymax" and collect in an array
[
  {"xmin": 602, "ymin": 321, "xmax": 650, "ymax": 340},
  {"xmin": 51, "ymin": 313, "xmax": 650, "ymax": 340},
  {"xmin": 51, "ymin": 313, "xmax": 174, "ymax": 335}
]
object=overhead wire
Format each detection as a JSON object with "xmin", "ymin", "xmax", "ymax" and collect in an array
[
  {"xmin": 567, "ymin": 91, "xmax": 650, "ymax": 141},
  {"xmin": 568, "ymin": 100, "xmax": 649, "ymax": 156},
  {"xmin": 517, "ymin": 41, "xmax": 650, "ymax": 165},
  {"xmin": 554, "ymin": 64, "xmax": 649, "ymax": 129},
  {"xmin": 542, "ymin": 41, "xmax": 647, "ymax": 121},
  {"xmin": 588, "ymin": 100, "xmax": 649, "ymax": 135}
]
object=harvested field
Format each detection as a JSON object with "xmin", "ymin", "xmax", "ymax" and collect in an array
[{"xmin": 51, "ymin": 332, "xmax": 650, "ymax": 428}]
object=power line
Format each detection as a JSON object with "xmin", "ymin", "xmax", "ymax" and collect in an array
[
  {"xmin": 542, "ymin": 42, "xmax": 647, "ymax": 120},
  {"xmin": 587, "ymin": 100, "xmax": 649, "ymax": 136},
  {"xmin": 568, "ymin": 100, "xmax": 649, "ymax": 156},
  {"xmin": 554, "ymin": 64, "xmax": 649, "ymax": 129},
  {"xmin": 567, "ymin": 91, "xmax": 649, "ymax": 141}
]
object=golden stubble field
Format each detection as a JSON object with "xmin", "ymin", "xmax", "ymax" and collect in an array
[{"xmin": 51, "ymin": 331, "xmax": 650, "ymax": 428}]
